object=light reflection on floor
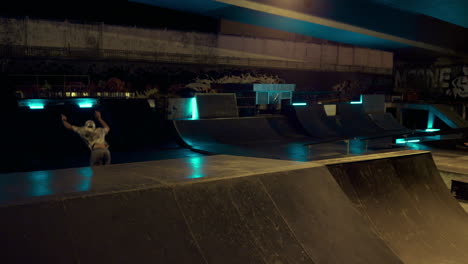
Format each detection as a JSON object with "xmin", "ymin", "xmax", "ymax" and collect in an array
[
  {"xmin": 186, "ymin": 156, "xmax": 205, "ymax": 179},
  {"xmin": 28, "ymin": 171, "xmax": 52, "ymax": 197},
  {"xmin": 78, "ymin": 167, "xmax": 94, "ymax": 191}
]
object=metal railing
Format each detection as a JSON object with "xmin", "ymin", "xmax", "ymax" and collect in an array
[{"xmin": 0, "ymin": 45, "xmax": 392, "ymax": 74}]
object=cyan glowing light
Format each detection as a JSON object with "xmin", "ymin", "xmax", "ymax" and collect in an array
[
  {"xmin": 29, "ymin": 104, "xmax": 45, "ymax": 109},
  {"xmin": 425, "ymin": 128, "xmax": 440, "ymax": 132},
  {"xmin": 187, "ymin": 156, "xmax": 205, "ymax": 179},
  {"xmin": 28, "ymin": 171, "xmax": 52, "ymax": 197},
  {"xmin": 427, "ymin": 112, "xmax": 435, "ymax": 129},
  {"xmin": 78, "ymin": 103, "xmax": 93, "ymax": 108},
  {"xmin": 396, "ymin": 138, "xmax": 405, "ymax": 144},
  {"xmin": 396, "ymin": 138, "xmax": 421, "ymax": 144},
  {"xmin": 77, "ymin": 98, "xmax": 97, "ymax": 108},
  {"xmin": 24, "ymin": 99, "xmax": 46, "ymax": 109},
  {"xmin": 191, "ymin": 97, "xmax": 199, "ymax": 120},
  {"xmin": 293, "ymin": 102, "xmax": 307, "ymax": 106},
  {"xmin": 78, "ymin": 167, "xmax": 93, "ymax": 191},
  {"xmin": 350, "ymin": 95, "xmax": 363, "ymax": 104}
]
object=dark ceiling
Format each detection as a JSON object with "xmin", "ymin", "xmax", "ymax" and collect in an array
[{"xmin": 368, "ymin": 0, "xmax": 468, "ymax": 28}]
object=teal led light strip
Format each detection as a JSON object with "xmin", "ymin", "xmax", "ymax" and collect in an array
[
  {"xmin": 396, "ymin": 138, "xmax": 421, "ymax": 144},
  {"xmin": 191, "ymin": 97, "xmax": 199, "ymax": 120},
  {"xmin": 350, "ymin": 95, "xmax": 363, "ymax": 104}
]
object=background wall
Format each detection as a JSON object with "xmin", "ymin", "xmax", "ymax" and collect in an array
[
  {"xmin": 3, "ymin": 59, "xmax": 393, "ymax": 99},
  {"xmin": 0, "ymin": 17, "xmax": 393, "ymax": 73}
]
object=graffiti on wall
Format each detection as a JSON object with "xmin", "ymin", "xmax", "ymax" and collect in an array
[
  {"xmin": 8, "ymin": 59, "xmax": 392, "ymax": 102},
  {"xmin": 13, "ymin": 71, "xmax": 285, "ymax": 99},
  {"xmin": 179, "ymin": 73, "xmax": 284, "ymax": 94},
  {"xmin": 332, "ymin": 80, "xmax": 362, "ymax": 96},
  {"xmin": 395, "ymin": 65, "xmax": 468, "ymax": 99},
  {"xmin": 450, "ymin": 66, "xmax": 468, "ymax": 98}
]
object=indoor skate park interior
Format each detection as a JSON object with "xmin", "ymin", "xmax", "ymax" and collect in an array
[{"xmin": 1, "ymin": 0, "xmax": 468, "ymax": 263}]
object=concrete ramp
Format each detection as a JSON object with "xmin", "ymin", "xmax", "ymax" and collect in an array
[
  {"xmin": 173, "ymin": 116, "xmax": 317, "ymax": 160},
  {"xmin": 174, "ymin": 117, "xmax": 283, "ymax": 147},
  {"xmin": 368, "ymin": 113, "xmax": 411, "ymax": 132},
  {"xmin": 3, "ymin": 152, "xmax": 467, "ymax": 264},
  {"xmin": 336, "ymin": 104, "xmax": 382, "ymax": 137},
  {"xmin": 324, "ymin": 151, "xmax": 468, "ymax": 264},
  {"xmin": 0, "ymin": 155, "xmax": 402, "ymax": 264},
  {"xmin": 293, "ymin": 105, "xmax": 342, "ymax": 139}
]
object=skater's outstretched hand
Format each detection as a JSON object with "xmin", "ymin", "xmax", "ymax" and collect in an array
[
  {"xmin": 95, "ymin": 111, "xmax": 110, "ymax": 131},
  {"xmin": 94, "ymin": 111, "xmax": 102, "ymax": 120},
  {"xmin": 61, "ymin": 114, "xmax": 73, "ymax": 130}
]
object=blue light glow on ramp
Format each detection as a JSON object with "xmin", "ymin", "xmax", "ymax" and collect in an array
[
  {"xmin": 28, "ymin": 171, "xmax": 52, "ymax": 197},
  {"xmin": 191, "ymin": 97, "xmax": 199, "ymax": 120},
  {"xmin": 78, "ymin": 167, "xmax": 94, "ymax": 191},
  {"xmin": 187, "ymin": 156, "xmax": 205, "ymax": 179}
]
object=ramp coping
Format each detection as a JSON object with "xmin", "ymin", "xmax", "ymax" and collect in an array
[
  {"xmin": 0, "ymin": 155, "xmax": 322, "ymax": 208},
  {"xmin": 311, "ymin": 150, "xmax": 430, "ymax": 165}
]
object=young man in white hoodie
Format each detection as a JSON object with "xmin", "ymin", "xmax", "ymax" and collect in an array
[{"xmin": 61, "ymin": 111, "xmax": 111, "ymax": 166}]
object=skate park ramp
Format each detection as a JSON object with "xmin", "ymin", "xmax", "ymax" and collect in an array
[
  {"xmin": 292, "ymin": 104, "xmax": 342, "ymax": 139},
  {"xmin": 173, "ymin": 116, "xmax": 323, "ymax": 160},
  {"xmin": 368, "ymin": 112, "xmax": 411, "ymax": 133},
  {"xmin": 319, "ymin": 150, "xmax": 468, "ymax": 264},
  {"xmin": 336, "ymin": 104, "xmax": 383, "ymax": 137},
  {"xmin": 430, "ymin": 104, "xmax": 468, "ymax": 128},
  {"xmin": 0, "ymin": 155, "xmax": 404, "ymax": 264},
  {"xmin": 174, "ymin": 117, "xmax": 283, "ymax": 146},
  {"xmin": 293, "ymin": 104, "xmax": 408, "ymax": 139}
]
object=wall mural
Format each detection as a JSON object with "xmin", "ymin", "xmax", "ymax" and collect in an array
[{"xmin": 395, "ymin": 65, "xmax": 468, "ymax": 99}]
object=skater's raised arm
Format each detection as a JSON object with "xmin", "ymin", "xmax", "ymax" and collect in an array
[
  {"xmin": 61, "ymin": 114, "xmax": 74, "ymax": 130},
  {"xmin": 95, "ymin": 111, "xmax": 110, "ymax": 132}
]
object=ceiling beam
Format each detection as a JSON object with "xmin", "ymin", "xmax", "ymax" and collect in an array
[{"xmin": 215, "ymin": 0, "xmax": 462, "ymax": 56}]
